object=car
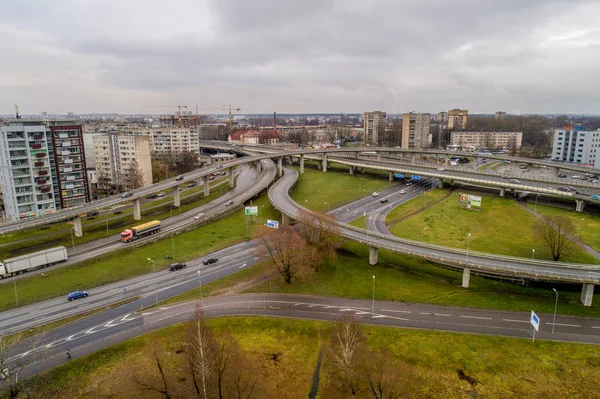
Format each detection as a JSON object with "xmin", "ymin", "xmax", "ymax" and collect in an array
[
  {"xmin": 371, "ymin": 192, "xmax": 379, "ymax": 197},
  {"xmin": 87, "ymin": 211, "xmax": 99, "ymax": 217},
  {"xmin": 582, "ymin": 177, "xmax": 589, "ymax": 181},
  {"xmin": 592, "ymin": 195, "xmax": 600, "ymax": 201},
  {"xmin": 175, "ymin": 176, "xmax": 184, "ymax": 181},
  {"xmin": 194, "ymin": 213, "xmax": 205, "ymax": 220},
  {"xmin": 120, "ymin": 192, "xmax": 133, "ymax": 198},
  {"xmin": 146, "ymin": 193, "xmax": 158, "ymax": 199},
  {"xmin": 558, "ymin": 174, "xmax": 567, "ymax": 178},
  {"xmin": 169, "ymin": 263, "xmax": 186, "ymax": 271},
  {"xmin": 203, "ymin": 258, "xmax": 218, "ymax": 265},
  {"xmin": 216, "ymin": 165, "xmax": 223, "ymax": 169},
  {"xmin": 585, "ymin": 173, "xmax": 596, "ymax": 178},
  {"xmin": 157, "ymin": 192, "xmax": 166, "ymax": 197},
  {"xmin": 209, "ymin": 176, "xmax": 215, "ymax": 180},
  {"xmin": 67, "ymin": 290, "xmax": 89, "ymax": 301},
  {"xmin": 399, "ymin": 189, "xmax": 407, "ymax": 194},
  {"xmin": 509, "ymin": 179, "xmax": 521, "ymax": 184},
  {"xmin": 572, "ymin": 175, "xmax": 581, "ymax": 179},
  {"xmin": 225, "ymin": 200, "xmax": 233, "ymax": 206},
  {"xmin": 406, "ymin": 182, "xmax": 413, "ymax": 186},
  {"xmin": 437, "ymin": 167, "xmax": 445, "ymax": 171},
  {"xmin": 188, "ymin": 182, "xmax": 196, "ymax": 188},
  {"xmin": 380, "ymin": 198, "xmax": 389, "ymax": 203},
  {"xmin": 591, "ymin": 179, "xmax": 599, "ymax": 183}
]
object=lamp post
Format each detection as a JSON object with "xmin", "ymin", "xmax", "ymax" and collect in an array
[
  {"xmin": 13, "ymin": 277, "xmax": 18, "ymax": 307},
  {"xmin": 197, "ymin": 270, "xmax": 203, "ymax": 300},
  {"xmin": 421, "ymin": 227, "xmax": 427, "ymax": 242},
  {"xmin": 105, "ymin": 211, "xmax": 110, "ymax": 236},
  {"xmin": 371, "ymin": 275, "xmax": 375, "ymax": 319},
  {"xmin": 260, "ymin": 205, "xmax": 265, "ymax": 225},
  {"xmin": 171, "ymin": 236, "xmax": 175, "ymax": 259},
  {"xmin": 578, "ymin": 218, "xmax": 585, "ymax": 237},
  {"xmin": 359, "ymin": 177, "xmax": 364, "ymax": 197},
  {"xmin": 314, "ymin": 189, "xmax": 320, "ymax": 211},
  {"xmin": 552, "ymin": 288, "xmax": 558, "ymax": 334},
  {"xmin": 70, "ymin": 228, "xmax": 75, "ymax": 250},
  {"xmin": 532, "ymin": 249, "xmax": 535, "ymax": 260},
  {"xmin": 534, "ymin": 195, "xmax": 540, "ymax": 212},
  {"xmin": 147, "ymin": 258, "xmax": 157, "ymax": 305},
  {"xmin": 466, "ymin": 233, "xmax": 471, "ymax": 265}
]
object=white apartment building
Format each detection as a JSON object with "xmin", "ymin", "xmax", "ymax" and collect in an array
[
  {"xmin": 448, "ymin": 109, "xmax": 469, "ymax": 129},
  {"xmin": 93, "ymin": 133, "xmax": 152, "ymax": 191},
  {"xmin": 364, "ymin": 111, "xmax": 386, "ymax": 144},
  {"xmin": 402, "ymin": 113, "xmax": 431, "ymax": 149},
  {"xmin": 124, "ymin": 128, "xmax": 199, "ymax": 155},
  {"xmin": 450, "ymin": 131, "xmax": 523, "ymax": 150},
  {"xmin": 552, "ymin": 126, "xmax": 600, "ymax": 168}
]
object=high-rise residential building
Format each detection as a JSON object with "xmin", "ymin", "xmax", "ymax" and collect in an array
[
  {"xmin": 0, "ymin": 119, "xmax": 90, "ymax": 221},
  {"xmin": 450, "ymin": 131, "xmax": 523, "ymax": 150},
  {"xmin": 447, "ymin": 109, "xmax": 469, "ymax": 129},
  {"xmin": 364, "ymin": 111, "xmax": 386, "ymax": 144},
  {"xmin": 552, "ymin": 126, "xmax": 600, "ymax": 168},
  {"xmin": 401, "ymin": 113, "xmax": 431, "ymax": 149},
  {"xmin": 436, "ymin": 112, "xmax": 448, "ymax": 124},
  {"xmin": 124, "ymin": 128, "xmax": 200, "ymax": 155},
  {"xmin": 93, "ymin": 133, "xmax": 152, "ymax": 191}
]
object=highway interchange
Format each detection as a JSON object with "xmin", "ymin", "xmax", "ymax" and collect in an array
[{"xmin": 2, "ymin": 144, "xmax": 600, "ymax": 382}]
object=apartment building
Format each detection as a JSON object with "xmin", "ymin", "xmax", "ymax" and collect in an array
[
  {"xmin": 124, "ymin": 128, "xmax": 200, "ymax": 155},
  {"xmin": 0, "ymin": 119, "xmax": 90, "ymax": 221},
  {"xmin": 401, "ymin": 113, "xmax": 431, "ymax": 149},
  {"xmin": 447, "ymin": 109, "xmax": 469, "ymax": 129},
  {"xmin": 450, "ymin": 131, "xmax": 523, "ymax": 150},
  {"xmin": 93, "ymin": 133, "xmax": 152, "ymax": 191},
  {"xmin": 552, "ymin": 126, "xmax": 600, "ymax": 168},
  {"xmin": 364, "ymin": 111, "xmax": 386, "ymax": 144}
]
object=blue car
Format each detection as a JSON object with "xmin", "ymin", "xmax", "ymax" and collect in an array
[
  {"xmin": 68, "ymin": 290, "xmax": 89, "ymax": 301},
  {"xmin": 592, "ymin": 195, "xmax": 600, "ymax": 201}
]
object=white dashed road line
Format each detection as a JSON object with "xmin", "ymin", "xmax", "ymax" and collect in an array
[
  {"xmin": 460, "ymin": 316, "xmax": 492, "ymax": 320},
  {"xmin": 381, "ymin": 309, "xmax": 411, "ymax": 314},
  {"xmin": 503, "ymin": 319, "xmax": 529, "ymax": 323}
]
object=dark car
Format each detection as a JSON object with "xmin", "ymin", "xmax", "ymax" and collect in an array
[
  {"xmin": 146, "ymin": 193, "xmax": 158, "ymax": 199},
  {"xmin": 188, "ymin": 182, "xmax": 196, "ymax": 188},
  {"xmin": 558, "ymin": 174, "xmax": 567, "ymax": 178},
  {"xmin": 121, "ymin": 192, "xmax": 133, "ymax": 198},
  {"xmin": 169, "ymin": 263, "xmax": 187, "ymax": 271},
  {"xmin": 380, "ymin": 198, "xmax": 389, "ymax": 203},
  {"xmin": 67, "ymin": 290, "xmax": 88, "ymax": 301},
  {"xmin": 87, "ymin": 211, "xmax": 99, "ymax": 217},
  {"xmin": 175, "ymin": 176, "xmax": 184, "ymax": 181},
  {"xmin": 202, "ymin": 258, "xmax": 218, "ymax": 265}
]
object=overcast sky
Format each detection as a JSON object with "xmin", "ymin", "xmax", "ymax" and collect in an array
[{"xmin": 1, "ymin": 0, "xmax": 599, "ymax": 115}]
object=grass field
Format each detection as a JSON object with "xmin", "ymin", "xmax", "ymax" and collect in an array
[
  {"xmin": 387, "ymin": 189, "xmax": 600, "ymax": 264},
  {"xmin": 0, "ymin": 193, "xmax": 280, "ymax": 311},
  {"xmin": 534, "ymin": 203, "xmax": 600, "ymax": 252},
  {"xmin": 15, "ymin": 317, "xmax": 600, "ymax": 399},
  {"xmin": 0, "ymin": 178, "xmax": 231, "ymax": 260},
  {"xmin": 384, "ymin": 188, "xmax": 450, "ymax": 225}
]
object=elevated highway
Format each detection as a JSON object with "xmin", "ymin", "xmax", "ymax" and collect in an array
[{"xmin": 269, "ymin": 166, "xmax": 600, "ymax": 306}]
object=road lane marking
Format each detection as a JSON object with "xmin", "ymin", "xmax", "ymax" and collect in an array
[
  {"xmin": 238, "ymin": 263, "xmax": 247, "ymax": 269},
  {"xmin": 373, "ymin": 315, "xmax": 387, "ymax": 319},
  {"xmin": 591, "ymin": 326, "xmax": 600, "ymax": 329},
  {"xmin": 339, "ymin": 309, "xmax": 354, "ymax": 312},
  {"xmin": 545, "ymin": 323, "xmax": 581, "ymax": 327},
  {"xmin": 503, "ymin": 319, "xmax": 529, "ymax": 323},
  {"xmin": 460, "ymin": 316, "xmax": 492, "ymax": 320},
  {"xmin": 355, "ymin": 312, "xmax": 370, "ymax": 315},
  {"xmin": 381, "ymin": 309, "xmax": 411, "ymax": 314},
  {"xmin": 434, "ymin": 313, "xmax": 451, "ymax": 317},
  {"xmin": 420, "ymin": 312, "xmax": 431, "ymax": 315}
]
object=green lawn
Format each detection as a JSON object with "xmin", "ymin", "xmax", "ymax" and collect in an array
[
  {"xmin": 0, "ymin": 193, "xmax": 280, "ymax": 311},
  {"xmin": 16, "ymin": 317, "xmax": 600, "ymax": 399},
  {"xmin": 387, "ymin": 190, "xmax": 599, "ymax": 264},
  {"xmin": 0, "ymin": 178, "xmax": 230, "ymax": 260},
  {"xmin": 290, "ymin": 161, "xmax": 392, "ymax": 212},
  {"xmin": 384, "ymin": 188, "xmax": 450, "ymax": 225},
  {"xmin": 534, "ymin": 204, "xmax": 600, "ymax": 252}
]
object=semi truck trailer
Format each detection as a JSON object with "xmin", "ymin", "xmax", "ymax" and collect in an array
[
  {"xmin": 0, "ymin": 246, "xmax": 68, "ymax": 278},
  {"xmin": 121, "ymin": 220, "xmax": 161, "ymax": 243}
]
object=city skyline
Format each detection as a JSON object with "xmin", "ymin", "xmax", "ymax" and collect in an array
[{"xmin": 1, "ymin": 0, "xmax": 599, "ymax": 115}]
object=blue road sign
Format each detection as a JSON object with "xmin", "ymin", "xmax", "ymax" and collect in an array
[
  {"xmin": 267, "ymin": 220, "xmax": 279, "ymax": 229},
  {"xmin": 395, "ymin": 173, "xmax": 404, "ymax": 178},
  {"xmin": 411, "ymin": 175, "xmax": 421, "ymax": 180}
]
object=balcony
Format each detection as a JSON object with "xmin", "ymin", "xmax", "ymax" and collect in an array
[
  {"xmin": 65, "ymin": 184, "xmax": 75, "ymax": 189},
  {"xmin": 40, "ymin": 186, "xmax": 51, "ymax": 193},
  {"xmin": 63, "ymin": 167, "xmax": 72, "ymax": 173},
  {"xmin": 34, "ymin": 161, "xmax": 45, "ymax": 167},
  {"xmin": 31, "ymin": 143, "xmax": 42, "ymax": 149},
  {"xmin": 61, "ymin": 150, "xmax": 71, "ymax": 156},
  {"xmin": 38, "ymin": 170, "xmax": 48, "ymax": 176},
  {"xmin": 32, "ymin": 135, "xmax": 44, "ymax": 141},
  {"xmin": 35, "ymin": 152, "xmax": 46, "ymax": 158},
  {"xmin": 61, "ymin": 141, "xmax": 72, "ymax": 147},
  {"xmin": 64, "ymin": 159, "xmax": 73, "ymax": 164},
  {"xmin": 66, "ymin": 175, "xmax": 75, "ymax": 181},
  {"xmin": 36, "ymin": 179, "xmax": 47, "ymax": 185},
  {"xmin": 59, "ymin": 133, "xmax": 68, "ymax": 139}
]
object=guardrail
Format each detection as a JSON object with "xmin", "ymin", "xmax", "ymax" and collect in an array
[{"xmin": 268, "ymin": 167, "xmax": 600, "ymax": 285}]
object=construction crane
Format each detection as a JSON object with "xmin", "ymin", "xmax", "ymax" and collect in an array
[
  {"xmin": 224, "ymin": 105, "xmax": 241, "ymax": 132},
  {"xmin": 148, "ymin": 105, "xmax": 188, "ymax": 127}
]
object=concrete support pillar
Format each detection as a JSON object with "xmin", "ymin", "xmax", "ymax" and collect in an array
[
  {"xmin": 173, "ymin": 186, "xmax": 181, "ymax": 207},
  {"xmin": 317, "ymin": 161, "xmax": 322, "ymax": 170},
  {"xmin": 73, "ymin": 216, "xmax": 83, "ymax": 237},
  {"xmin": 281, "ymin": 214, "xmax": 290, "ymax": 225},
  {"xmin": 438, "ymin": 180, "xmax": 444, "ymax": 189},
  {"xmin": 322, "ymin": 154, "xmax": 328, "ymax": 172},
  {"xmin": 499, "ymin": 187, "xmax": 505, "ymax": 197},
  {"xmin": 389, "ymin": 171, "xmax": 393, "ymax": 182},
  {"xmin": 277, "ymin": 157, "xmax": 283, "ymax": 177},
  {"xmin": 445, "ymin": 157, "xmax": 449, "ymax": 167},
  {"xmin": 300, "ymin": 155, "xmax": 305, "ymax": 174},
  {"xmin": 349, "ymin": 166, "xmax": 355, "ymax": 175},
  {"xmin": 361, "ymin": 167, "xmax": 366, "ymax": 173},
  {"xmin": 255, "ymin": 160, "xmax": 262, "ymax": 174},
  {"xmin": 228, "ymin": 167, "xmax": 235, "ymax": 188},
  {"xmin": 580, "ymin": 283, "xmax": 594, "ymax": 307},
  {"xmin": 377, "ymin": 154, "xmax": 381, "ymax": 161},
  {"xmin": 462, "ymin": 268, "xmax": 471, "ymax": 288},
  {"xmin": 133, "ymin": 199, "xmax": 141, "ymax": 220},
  {"xmin": 369, "ymin": 247, "xmax": 378, "ymax": 265},
  {"xmin": 576, "ymin": 199, "xmax": 586, "ymax": 213},
  {"xmin": 203, "ymin": 176, "xmax": 210, "ymax": 196},
  {"xmin": 411, "ymin": 153, "xmax": 416, "ymax": 165}
]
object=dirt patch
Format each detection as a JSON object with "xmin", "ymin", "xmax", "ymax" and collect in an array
[{"xmin": 213, "ymin": 272, "xmax": 276, "ymax": 296}]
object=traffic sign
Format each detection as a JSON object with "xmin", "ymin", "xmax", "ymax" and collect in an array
[
  {"xmin": 267, "ymin": 220, "xmax": 279, "ymax": 229},
  {"xmin": 395, "ymin": 173, "xmax": 404, "ymax": 179},
  {"xmin": 530, "ymin": 310, "xmax": 539, "ymax": 331},
  {"xmin": 245, "ymin": 206, "xmax": 258, "ymax": 216},
  {"xmin": 411, "ymin": 175, "xmax": 421, "ymax": 180}
]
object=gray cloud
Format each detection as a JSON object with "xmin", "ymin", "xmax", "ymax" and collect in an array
[{"xmin": 0, "ymin": 0, "xmax": 599, "ymax": 114}]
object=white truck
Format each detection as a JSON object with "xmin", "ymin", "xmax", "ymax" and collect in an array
[{"xmin": 0, "ymin": 246, "xmax": 68, "ymax": 278}]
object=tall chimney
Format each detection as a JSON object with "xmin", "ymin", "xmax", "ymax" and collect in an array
[{"xmin": 274, "ymin": 112, "xmax": 277, "ymax": 132}]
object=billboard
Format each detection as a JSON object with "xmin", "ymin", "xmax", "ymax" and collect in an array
[
  {"xmin": 267, "ymin": 220, "xmax": 279, "ymax": 229},
  {"xmin": 459, "ymin": 193, "xmax": 482, "ymax": 209},
  {"xmin": 244, "ymin": 206, "xmax": 258, "ymax": 216}
]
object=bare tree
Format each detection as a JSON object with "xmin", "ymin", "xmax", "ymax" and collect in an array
[
  {"xmin": 125, "ymin": 159, "xmax": 144, "ymax": 190},
  {"xmin": 259, "ymin": 225, "xmax": 307, "ymax": 284},
  {"xmin": 0, "ymin": 332, "xmax": 45, "ymax": 399},
  {"xmin": 296, "ymin": 210, "xmax": 340, "ymax": 272},
  {"xmin": 214, "ymin": 334, "xmax": 232, "ymax": 399},
  {"xmin": 359, "ymin": 350, "xmax": 405, "ymax": 399},
  {"xmin": 134, "ymin": 351, "xmax": 172, "ymax": 399},
  {"xmin": 187, "ymin": 306, "xmax": 217, "ymax": 398},
  {"xmin": 227, "ymin": 339, "xmax": 260, "ymax": 399},
  {"xmin": 329, "ymin": 314, "xmax": 365, "ymax": 396},
  {"xmin": 534, "ymin": 215, "xmax": 577, "ymax": 261}
]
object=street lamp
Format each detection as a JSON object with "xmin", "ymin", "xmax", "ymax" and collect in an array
[
  {"xmin": 314, "ymin": 189, "xmax": 320, "ymax": 211},
  {"xmin": 534, "ymin": 195, "xmax": 540, "ymax": 212},
  {"xmin": 70, "ymin": 227, "xmax": 75, "ymax": 250},
  {"xmin": 371, "ymin": 275, "xmax": 375, "ymax": 319},
  {"xmin": 260, "ymin": 205, "xmax": 265, "ymax": 225},
  {"xmin": 359, "ymin": 177, "xmax": 364, "ymax": 197},
  {"xmin": 147, "ymin": 258, "xmax": 157, "ymax": 305},
  {"xmin": 421, "ymin": 227, "xmax": 427, "ymax": 242},
  {"xmin": 532, "ymin": 249, "xmax": 535, "ymax": 260},
  {"xmin": 552, "ymin": 288, "xmax": 558, "ymax": 334},
  {"xmin": 578, "ymin": 218, "xmax": 585, "ymax": 237},
  {"xmin": 171, "ymin": 236, "xmax": 175, "ymax": 259},
  {"xmin": 13, "ymin": 276, "xmax": 18, "ymax": 307},
  {"xmin": 197, "ymin": 270, "xmax": 203, "ymax": 300},
  {"xmin": 465, "ymin": 233, "xmax": 471, "ymax": 265}
]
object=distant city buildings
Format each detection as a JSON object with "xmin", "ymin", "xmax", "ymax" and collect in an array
[
  {"xmin": 364, "ymin": 111, "xmax": 386, "ymax": 144},
  {"xmin": 447, "ymin": 109, "xmax": 469, "ymax": 129},
  {"xmin": 124, "ymin": 128, "xmax": 200, "ymax": 155},
  {"xmin": 93, "ymin": 133, "xmax": 152, "ymax": 191},
  {"xmin": 0, "ymin": 119, "xmax": 90, "ymax": 221},
  {"xmin": 401, "ymin": 112, "xmax": 431, "ymax": 149},
  {"xmin": 495, "ymin": 111, "xmax": 507, "ymax": 120},
  {"xmin": 450, "ymin": 131, "xmax": 522, "ymax": 151},
  {"xmin": 436, "ymin": 112, "xmax": 447, "ymax": 124},
  {"xmin": 552, "ymin": 126, "xmax": 600, "ymax": 168},
  {"xmin": 227, "ymin": 129, "xmax": 279, "ymax": 145}
]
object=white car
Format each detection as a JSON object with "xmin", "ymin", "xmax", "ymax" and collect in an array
[
  {"xmin": 437, "ymin": 167, "xmax": 445, "ymax": 171},
  {"xmin": 572, "ymin": 175, "xmax": 581, "ymax": 179},
  {"xmin": 399, "ymin": 189, "xmax": 407, "ymax": 194},
  {"xmin": 371, "ymin": 192, "xmax": 379, "ymax": 197},
  {"xmin": 194, "ymin": 213, "xmax": 205, "ymax": 220},
  {"xmin": 157, "ymin": 192, "xmax": 166, "ymax": 197},
  {"xmin": 225, "ymin": 200, "xmax": 234, "ymax": 206}
]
